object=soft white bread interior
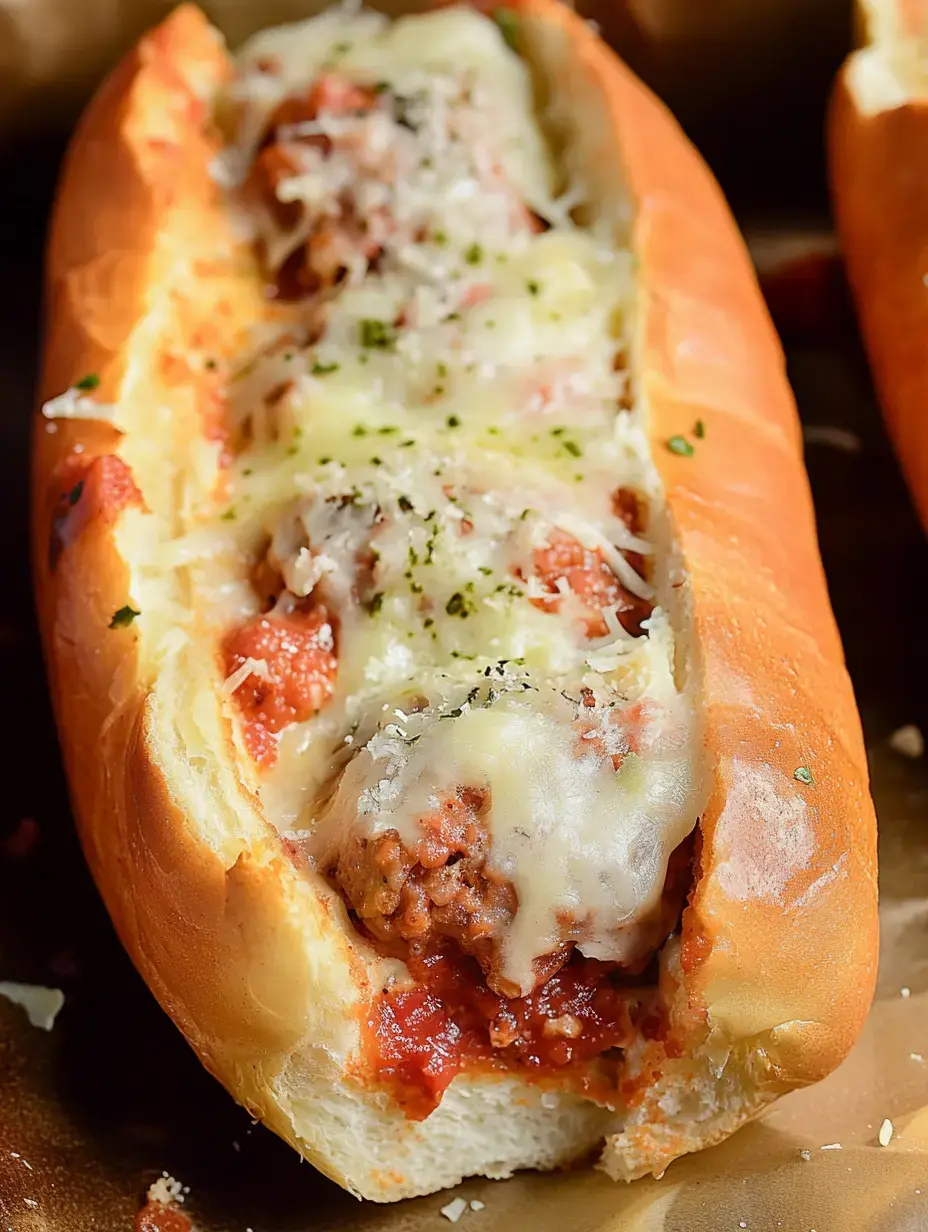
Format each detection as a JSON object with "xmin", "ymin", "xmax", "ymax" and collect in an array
[{"xmin": 33, "ymin": 0, "xmax": 878, "ymax": 1202}]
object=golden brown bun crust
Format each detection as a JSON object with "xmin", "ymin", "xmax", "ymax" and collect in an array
[
  {"xmin": 829, "ymin": 0, "xmax": 928, "ymax": 532},
  {"xmin": 600, "ymin": 21, "xmax": 879, "ymax": 1076},
  {"xmin": 512, "ymin": 0, "xmax": 877, "ymax": 1178},
  {"xmin": 34, "ymin": 0, "xmax": 878, "ymax": 1200}
]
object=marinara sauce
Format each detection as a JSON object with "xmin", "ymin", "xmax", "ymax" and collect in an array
[{"xmin": 367, "ymin": 945, "xmax": 662, "ymax": 1119}]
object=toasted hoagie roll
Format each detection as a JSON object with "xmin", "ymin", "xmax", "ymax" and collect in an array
[
  {"xmin": 33, "ymin": 0, "xmax": 878, "ymax": 1202},
  {"xmin": 830, "ymin": 0, "xmax": 928, "ymax": 529}
]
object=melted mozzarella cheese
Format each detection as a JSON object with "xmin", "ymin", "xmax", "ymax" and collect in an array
[{"xmin": 188, "ymin": 6, "xmax": 705, "ymax": 987}]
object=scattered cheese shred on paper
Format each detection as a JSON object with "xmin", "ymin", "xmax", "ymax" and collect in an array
[
  {"xmin": 441, "ymin": 1197, "xmax": 469, "ymax": 1223},
  {"xmin": 889, "ymin": 725, "xmax": 924, "ymax": 759},
  {"xmin": 0, "ymin": 981, "xmax": 65, "ymax": 1030}
]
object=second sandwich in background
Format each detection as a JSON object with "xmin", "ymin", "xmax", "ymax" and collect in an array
[{"xmin": 830, "ymin": 0, "xmax": 928, "ymax": 529}]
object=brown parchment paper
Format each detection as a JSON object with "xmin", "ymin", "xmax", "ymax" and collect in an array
[{"xmin": 3, "ymin": 3, "xmax": 928, "ymax": 1229}]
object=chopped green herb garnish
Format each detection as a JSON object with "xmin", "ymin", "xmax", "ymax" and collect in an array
[
  {"xmin": 433, "ymin": 230, "xmax": 448, "ymax": 246},
  {"xmin": 352, "ymin": 424, "xmax": 368, "ymax": 437},
  {"xmin": 398, "ymin": 495, "xmax": 414, "ymax": 512},
  {"xmin": 317, "ymin": 456, "xmax": 332, "ymax": 465},
  {"xmin": 550, "ymin": 426, "xmax": 565, "ymax": 437},
  {"xmin": 312, "ymin": 360, "xmax": 340, "ymax": 376},
  {"xmin": 68, "ymin": 481, "xmax": 84, "ymax": 506},
  {"xmin": 465, "ymin": 242, "xmax": 483, "ymax": 265},
  {"xmin": 360, "ymin": 319, "xmax": 397, "ymax": 349},
  {"xmin": 493, "ymin": 8, "xmax": 519, "ymax": 50},
  {"xmin": 437, "ymin": 361, "xmax": 448, "ymax": 379},
  {"xmin": 367, "ymin": 592, "xmax": 384, "ymax": 615},
  {"xmin": 794, "ymin": 767, "xmax": 814, "ymax": 786},
  {"xmin": 109, "ymin": 605, "xmax": 139, "ymax": 629},
  {"xmin": 242, "ymin": 467, "xmax": 253, "ymax": 476},
  {"xmin": 221, "ymin": 507, "xmax": 236, "ymax": 521},
  {"xmin": 370, "ymin": 456, "xmax": 383, "ymax": 467},
  {"xmin": 378, "ymin": 425, "xmax": 398, "ymax": 435},
  {"xmin": 446, "ymin": 415, "xmax": 461, "ymax": 429},
  {"xmin": 74, "ymin": 373, "xmax": 100, "ymax": 392},
  {"xmin": 694, "ymin": 419, "xmax": 706, "ymax": 439},
  {"xmin": 446, "ymin": 591, "xmax": 474, "ymax": 617},
  {"xmin": 478, "ymin": 565, "xmax": 493, "ymax": 576},
  {"xmin": 562, "ymin": 439, "xmax": 582, "ymax": 458},
  {"xmin": 667, "ymin": 435, "xmax": 695, "ymax": 457},
  {"xmin": 526, "ymin": 280, "xmax": 541, "ymax": 296},
  {"xmin": 204, "ymin": 358, "xmax": 218, "ymax": 371},
  {"xmin": 400, "ymin": 438, "xmax": 416, "ymax": 448}
]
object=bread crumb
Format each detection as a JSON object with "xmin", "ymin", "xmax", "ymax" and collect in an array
[
  {"xmin": 879, "ymin": 1119, "xmax": 894, "ymax": 1147},
  {"xmin": 889, "ymin": 725, "xmax": 924, "ymax": 759},
  {"xmin": 799, "ymin": 1148, "xmax": 812, "ymax": 1161},
  {"xmin": 441, "ymin": 1197, "xmax": 469, "ymax": 1223},
  {"xmin": 147, "ymin": 1173, "xmax": 186, "ymax": 1206},
  {"xmin": 820, "ymin": 1143, "xmax": 842, "ymax": 1150},
  {"xmin": 470, "ymin": 1200, "xmax": 485, "ymax": 1211},
  {"xmin": 901, "ymin": 987, "xmax": 912, "ymax": 998},
  {"xmin": 0, "ymin": 981, "xmax": 65, "ymax": 1031}
]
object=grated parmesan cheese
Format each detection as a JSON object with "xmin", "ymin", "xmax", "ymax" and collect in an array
[
  {"xmin": 41, "ymin": 387, "xmax": 120, "ymax": 424},
  {"xmin": 200, "ymin": 5, "xmax": 704, "ymax": 986},
  {"xmin": 222, "ymin": 657, "xmax": 271, "ymax": 696}
]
